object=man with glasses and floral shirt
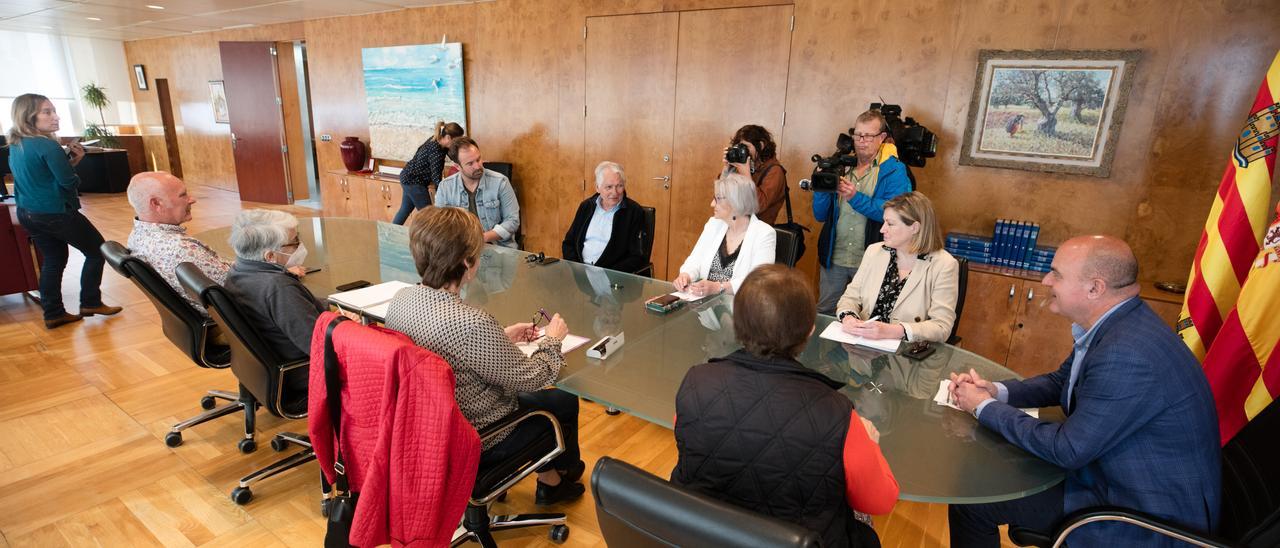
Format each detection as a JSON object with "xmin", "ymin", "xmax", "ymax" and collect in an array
[{"xmin": 812, "ymin": 110, "xmax": 912, "ymax": 314}]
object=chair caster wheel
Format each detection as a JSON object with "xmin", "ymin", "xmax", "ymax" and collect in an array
[
  {"xmin": 270, "ymin": 436, "xmax": 288, "ymax": 452},
  {"xmin": 605, "ymin": 407, "xmax": 620, "ymax": 416},
  {"xmin": 200, "ymin": 395, "xmax": 217, "ymax": 410},
  {"xmin": 238, "ymin": 438, "xmax": 257, "ymax": 454},
  {"xmin": 231, "ymin": 487, "xmax": 252, "ymax": 505},
  {"xmin": 164, "ymin": 431, "xmax": 183, "ymax": 447},
  {"xmin": 548, "ymin": 524, "xmax": 569, "ymax": 544}
]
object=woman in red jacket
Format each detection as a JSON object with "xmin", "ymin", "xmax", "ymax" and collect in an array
[{"xmin": 671, "ymin": 264, "xmax": 899, "ymax": 547}]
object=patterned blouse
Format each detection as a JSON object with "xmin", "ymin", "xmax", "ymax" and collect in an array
[
  {"xmin": 385, "ymin": 285, "xmax": 565, "ymax": 449},
  {"xmin": 707, "ymin": 236, "xmax": 741, "ymax": 282},
  {"xmin": 870, "ymin": 246, "xmax": 909, "ymax": 322},
  {"xmin": 400, "ymin": 139, "xmax": 447, "ymax": 189},
  {"xmin": 127, "ymin": 219, "xmax": 231, "ymax": 314}
]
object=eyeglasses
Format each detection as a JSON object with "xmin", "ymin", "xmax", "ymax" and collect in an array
[
  {"xmin": 852, "ymin": 132, "xmax": 885, "ymax": 141},
  {"xmin": 531, "ymin": 307, "xmax": 551, "ymax": 327},
  {"xmin": 281, "ymin": 238, "xmax": 301, "ymax": 251}
]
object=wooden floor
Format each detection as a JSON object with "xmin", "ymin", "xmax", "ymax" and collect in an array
[{"xmin": 0, "ymin": 185, "xmax": 1014, "ymax": 547}]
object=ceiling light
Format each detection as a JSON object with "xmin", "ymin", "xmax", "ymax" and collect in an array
[
  {"xmin": 86, "ymin": 17, "xmax": 101, "ymax": 21},
  {"xmin": 146, "ymin": 4, "xmax": 164, "ymax": 9}
]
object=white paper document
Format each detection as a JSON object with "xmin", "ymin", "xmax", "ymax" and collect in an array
[
  {"xmin": 670, "ymin": 290, "xmax": 711, "ymax": 302},
  {"xmin": 934, "ymin": 380, "xmax": 1039, "ymax": 419},
  {"xmin": 517, "ymin": 333, "xmax": 592, "ymax": 358},
  {"xmin": 818, "ymin": 322, "xmax": 901, "ymax": 352},
  {"xmin": 328, "ymin": 280, "xmax": 413, "ymax": 320}
]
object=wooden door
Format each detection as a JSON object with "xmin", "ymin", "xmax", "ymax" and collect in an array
[
  {"xmin": 220, "ymin": 41, "xmax": 290, "ymax": 204},
  {"xmin": 666, "ymin": 5, "xmax": 794, "ymax": 270},
  {"xmin": 954, "ymin": 270, "xmax": 1020, "ymax": 364},
  {"xmin": 155, "ymin": 79, "xmax": 182, "ymax": 178},
  {"xmin": 1006, "ymin": 280, "xmax": 1075, "ymax": 378},
  {"xmin": 585, "ymin": 12, "xmax": 679, "ymax": 277}
]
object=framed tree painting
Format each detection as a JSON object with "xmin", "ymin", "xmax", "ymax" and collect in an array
[{"xmin": 959, "ymin": 50, "xmax": 1140, "ymax": 177}]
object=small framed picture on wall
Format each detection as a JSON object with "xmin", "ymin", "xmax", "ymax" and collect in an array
[
  {"xmin": 134, "ymin": 64, "xmax": 148, "ymax": 91},
  {"xmin": 208, "ymin": 80, "xmax": 229, "ymax": 124}
]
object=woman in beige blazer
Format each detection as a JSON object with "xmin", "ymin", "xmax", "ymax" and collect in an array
[{"xmin": 836, "ymin": 191, "xmax": 959, "ymax": 343}]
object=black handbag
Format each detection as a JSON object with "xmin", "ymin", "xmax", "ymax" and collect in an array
[
  {"xmin": 770, "ymin": 166, "xmax": 809, "ymax": 262},
  {"xmin": 322, "ymin": 316, "xmax": 359, "ymax": 548}
]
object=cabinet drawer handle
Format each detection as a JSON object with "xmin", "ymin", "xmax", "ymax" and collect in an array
[
  {"xmin": 1008, "ymin": 285, "xmax": 1015, "ymax": 302},
  {"xmin": 1027, "ymin": 288, "xmax": 1035, "ymax": 301}
]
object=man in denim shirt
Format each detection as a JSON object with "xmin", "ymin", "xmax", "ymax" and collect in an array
[{"xmin": 436, "ymin": 137, "xmax": 521, "ymax": 248}]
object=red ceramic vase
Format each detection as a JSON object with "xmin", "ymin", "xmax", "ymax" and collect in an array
[{"xmin": 339, "ymin": 136, "xmax": 367, "ymax": 172}]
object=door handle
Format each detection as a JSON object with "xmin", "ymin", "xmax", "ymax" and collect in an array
[
  {"xmin": 230, "ymin": 132, "xmax": 238, "ymax": 151},
  {"xmin": 652, "ymin": 175, "xmax": 671, "ymax": 189}
]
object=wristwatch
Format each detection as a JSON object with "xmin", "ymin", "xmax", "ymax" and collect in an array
[{"xmin": 837, "ymin": 311, "xmax": 857, "ymax": 322}]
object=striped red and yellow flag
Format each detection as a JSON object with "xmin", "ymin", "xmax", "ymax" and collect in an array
[
  {"xmin": 1202, "ymin": 206, "xmax": 1280, "ymax": 444},
  {"xmin": 1178, "ymin": 50, "xmax": 1280, "ymax": 361}
]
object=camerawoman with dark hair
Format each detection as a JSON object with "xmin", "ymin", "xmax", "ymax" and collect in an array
[
  {"xmin": 724, "ymin": 124, "xmax": 788, "ymax": 225},
  {"xmin": 812, "ymin": 110, "xmax": 912, "ymax": 315},
  {"xmin": 671, "ymin": 265, "xmax": 898, "ymax": 547}
]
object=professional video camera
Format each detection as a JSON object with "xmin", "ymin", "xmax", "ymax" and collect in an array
[
  {"xmin": 871, "ymin": 102, "xmax": 937, "ymax": 168},
  {"xmin": 799, "ymin": 102, "xmax": 938, "ymax": 192},
  {"xmin": 798, "ymin": 133, "xmax": 855, "ymax": 192}
]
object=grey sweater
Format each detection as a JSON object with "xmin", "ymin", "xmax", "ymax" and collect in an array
[{"xmin": 224, "ymin": 259, "xmax": 326, "ymax": 362}]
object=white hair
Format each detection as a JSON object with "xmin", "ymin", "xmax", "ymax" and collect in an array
[
  {"xmin": 229, "ymin": 209, "xmax": 298, "ymax": 261},
  {"xmin": 594, "ymin": 161, "xmax": 626, "ymax": 189},
  {"xmin": 715, "ymin": 173, "xmax": 759, "ymax": 217}
]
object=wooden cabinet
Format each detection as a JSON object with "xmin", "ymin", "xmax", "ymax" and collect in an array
[
  {"xmin": 365, "ymin": 179, "xmax": 403, "ymax": 223},
  {"xmin": 321, "ymin": 171, "xmax": 370, "ymax": 218},
  {"xmin": 955, "ymin": 271, "xmax": 1072, "ymax": 378},
  {"xmin": 955, "ymin": 267, "xmax": 1187, "ymax": 378}
]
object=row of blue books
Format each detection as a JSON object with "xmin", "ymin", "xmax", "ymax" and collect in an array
[{"xmin": 945, "ymin": 224, "xmax": 1056, "ymax": 273}]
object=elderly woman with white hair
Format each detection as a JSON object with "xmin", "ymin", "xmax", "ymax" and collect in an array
[
  {"xmin": 560, "ymin": 161, "xmax": 651, "ymax": 273},
  {"xmin": 222, "ymin": 210, "xmax": 324, "ymax": 394},
  {"xmin": 673, "ymin": 173, "xmax": 776, "ymax": 296}
]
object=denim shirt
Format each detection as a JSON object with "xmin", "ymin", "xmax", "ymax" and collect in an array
[{"xmin": 436, "ymin": 168, "xmax": 521, "ymax": 248}]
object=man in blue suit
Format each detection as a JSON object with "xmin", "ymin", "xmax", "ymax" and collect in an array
[{"xmin": 949, "ymin": 235, "xmax": 1220, "ymax": 547}]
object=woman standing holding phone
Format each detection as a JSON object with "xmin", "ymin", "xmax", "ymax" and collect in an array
[{"xmin": 8, "ymin": 93, "xmax": 121, "ymax": 328}]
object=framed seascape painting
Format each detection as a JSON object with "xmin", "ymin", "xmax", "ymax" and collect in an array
[
  {"xmin": 361, "ymin": 43, "xmax": 467, "ymax": 162},
  {"xmin": 959, "ymin": 50, "xmax": 1140, "ymax": 177}
]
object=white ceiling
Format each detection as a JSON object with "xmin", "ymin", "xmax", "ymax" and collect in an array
[{"xmin": 0, "ymin": 0, "xmax": 488, "ymax": 41}]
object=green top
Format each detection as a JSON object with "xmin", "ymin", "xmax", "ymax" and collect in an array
[
  {"xmin": 196, "ymin": 217, "xmax": 1065, "ymax": 504},
  {"xmin": 8, "ymin": 136, "xmax": 81, "ymax": 214},
  {"xmin": 831, "ymin": 162, "xmax": 879, "ymax": 268}
]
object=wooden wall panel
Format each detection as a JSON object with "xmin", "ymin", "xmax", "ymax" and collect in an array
[
  {"xmin": 122, "ymin": 0, "xmax": 1280, "ymax": 282},
  {"xmin": 124, "ymin": 23, "xmax": 304, "ymax": 193}
]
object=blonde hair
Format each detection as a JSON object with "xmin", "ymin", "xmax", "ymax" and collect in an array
[
  {"xmin": 884, "ymin": 191, "xmax": 944, "ymax": 254},
  {"xmin": 8, "ymin": 93, "xmax": 55, "ymax": 144}
]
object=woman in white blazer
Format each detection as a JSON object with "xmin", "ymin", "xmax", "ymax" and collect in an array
[
  {"xmin": 837, "ymin": 191, "xmax": 959, "ymax": 343},
  {"xmin": 673, "ymin": 173, "xmax": 776, "ymax": 296}
]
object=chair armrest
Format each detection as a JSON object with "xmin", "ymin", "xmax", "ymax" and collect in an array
[
  {"xmin": 1014, "ymin": 506, "xmax": 1229, "ymax": 548},
  {"xmin": 472, "ymin": 409, "xmax": 565, "ymax": 505}
]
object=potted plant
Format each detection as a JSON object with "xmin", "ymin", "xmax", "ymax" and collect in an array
[{"xmin": 80, "ymin": 82, "xmax": 119, "ymax": 148}]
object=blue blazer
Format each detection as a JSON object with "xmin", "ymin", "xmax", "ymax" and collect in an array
[{"xmin": 979, "ymin": 298, "xmax": 1221, "ymax": 546}]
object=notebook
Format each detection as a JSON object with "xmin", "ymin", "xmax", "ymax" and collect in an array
[{"xmin": 327, "ymin": 280, "xmax": 414, "ymax": 321}]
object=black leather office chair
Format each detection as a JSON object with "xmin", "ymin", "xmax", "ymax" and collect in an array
[
  {"xmin": 451, "ymin": 411, "xmax": 570, "ymax": 546},
  {"xmin": 176, "ymin": 262, "xmax": 315, "ymax": 505},
  {"xmin": 590, "ymin": 457, "xmax": 822, "ymax": 548},
  {"xmin": 634, "ymin": 206, "xmax": 657, "ymax": 277},
  {"xmin": 775, "ymin": 226, "xmax": 801, "ymax": 267},
  {"xmin": 948, "ymin": 256, "xmax": 969, "ymax": 345},
  {"xmin": 1010, "ymin": 397, "xmax": 1280, "ymax": 548},
  {"xmin": 101, "ymin": 241, "xmax": 246, "ymax": 448}
]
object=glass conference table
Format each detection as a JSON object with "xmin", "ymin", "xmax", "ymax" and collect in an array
[{"xmin": 198, "ymin": 217, "xmax": 1064, "ymax": 504}]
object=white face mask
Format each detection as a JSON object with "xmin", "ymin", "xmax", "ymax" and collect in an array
[{"xmin": 277, "ymin": 242, "xmax": 307, "ymax": 268}]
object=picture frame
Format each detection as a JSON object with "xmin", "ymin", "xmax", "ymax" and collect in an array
[
  {"xmin": 959, "ymin": 49, "xmax": 1141, "ymax": 178},
  {"xmin": 208, "ymin": 80, "xmax": 229, "ymax": 124},
  {"xmin": 133, "ymin": 64, "xmax": 148, "ymax": 91}
]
